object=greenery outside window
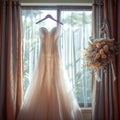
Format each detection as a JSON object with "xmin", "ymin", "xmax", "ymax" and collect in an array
[{"xmin": 22, "ymin": 6, "xmax": 92, "ymax": 108}]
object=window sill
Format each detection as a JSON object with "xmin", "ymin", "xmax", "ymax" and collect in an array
[{"xmin": 81, "ymin": 107, "xmax": 92, "ymax": 113}]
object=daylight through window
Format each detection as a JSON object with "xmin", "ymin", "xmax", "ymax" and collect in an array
[{"xmin": 22, "ymin": 6, "xmax": 92, "ymax": 108}]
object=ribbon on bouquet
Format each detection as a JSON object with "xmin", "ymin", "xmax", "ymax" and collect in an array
[
  {"xmin": 94, "ymin": 61, "xmax": 116, "ymax": 82},
  {"xmin": 111, "ymin": 61, "xmax": 116, "ymax": 81}
]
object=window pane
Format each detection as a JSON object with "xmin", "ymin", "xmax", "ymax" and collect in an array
[
  {"xmin": 60, "ymin": 10, "xmax": 92, "ymax": 107},
  {"xmin": 22, "ymin": 9, "xmax": 57, "ymax": 92},
  {"xmin": 22, "ymin": 8, "xmax": 92, "ymax": 108}
]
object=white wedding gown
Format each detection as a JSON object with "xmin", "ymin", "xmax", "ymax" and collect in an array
[{"xmin": 17, "ymin": 26, "xmax": 83, "ymax": 120}]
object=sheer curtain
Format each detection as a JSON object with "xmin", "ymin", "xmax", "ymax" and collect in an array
[
  {"xmin": 0, "ymin": 0, "xmax": 23, "ymax": 120},
  {"xmin": 22, "ymin": 9, "xmax": 57, "ymax": 92},
  {"xmin": 60, "ymin": 10, "xmax": 92, "ymax": 106},
  {"xmin": 22, "ymin": 8, "xmax": 92, "ymax": 107}
]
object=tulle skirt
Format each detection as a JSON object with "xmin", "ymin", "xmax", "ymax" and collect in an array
[{"xmin": 17, "ymin": 50, "xmax": 83, "ymax": 120}]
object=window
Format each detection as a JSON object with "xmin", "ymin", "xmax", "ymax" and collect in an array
[{"xmin": 22, "ymin": 6, "xmax": 92, "ymax": 108}]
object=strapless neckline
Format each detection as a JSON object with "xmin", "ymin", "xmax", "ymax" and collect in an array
[{"xmin": 39, "ymin": 26, "xmax": 60, "ymax": 33}]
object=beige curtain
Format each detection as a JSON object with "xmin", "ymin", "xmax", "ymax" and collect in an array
[
  {"xmin": 0, "ymin": 0, "xmax": 23, "ymax": 120},
  {"xmin": 92, "ymin": 0, "xmax": 119, "ymax": 120}
]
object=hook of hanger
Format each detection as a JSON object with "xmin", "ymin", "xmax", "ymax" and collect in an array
[{"xmin": 36, "ymin": 14, "xmax": 63, "ymax": 25}]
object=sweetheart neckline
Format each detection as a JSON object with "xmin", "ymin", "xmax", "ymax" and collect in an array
[{"xmin": 39, "ymin": 26, "xmax": 60, "ymax": 33}]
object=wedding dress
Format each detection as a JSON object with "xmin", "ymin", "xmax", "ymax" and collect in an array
[{"xmin": 17, "ymin": 26, "xmax": 83, "ymax": 120}]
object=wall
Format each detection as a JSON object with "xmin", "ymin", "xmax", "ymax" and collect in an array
[{"xmin": 82, "ymin": 109, "xmax": 92, "ymax": 120}]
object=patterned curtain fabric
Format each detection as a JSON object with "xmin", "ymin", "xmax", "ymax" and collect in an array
[
  {"xmin": 0, "ymin": 0, "xmax": 23, "ymax": 120},
  {"xmin": 92, "ymin": 0, "xmax": 119, "ymax": 120}
]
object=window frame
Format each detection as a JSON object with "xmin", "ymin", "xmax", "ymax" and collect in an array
[
  {"xmin": 21, "ymin": 5, "xmax": 92, "ymax": 109},
  {"xmin": 22, "ymin": 6, "xmax": 92, "ymax": 22}
]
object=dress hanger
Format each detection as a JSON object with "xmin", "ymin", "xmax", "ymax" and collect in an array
[{"xmin": 36, "ymin": 14, "xmax": 63, "ymax": 25}]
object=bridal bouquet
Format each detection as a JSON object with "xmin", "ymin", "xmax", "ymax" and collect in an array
[{"xmin": 84, "ymin": 38, "xmax": 118, "ymax": 69}]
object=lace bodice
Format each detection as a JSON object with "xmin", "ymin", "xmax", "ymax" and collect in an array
[{"xmin": 39, "ymin": 26, "xmax": 60, "ymax": 57}]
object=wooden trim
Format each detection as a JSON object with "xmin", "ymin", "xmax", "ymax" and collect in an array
[
  {"xmin": 79, "ymin": 103, "xmax": 92, "ymax": 108},
  {"xmin": 81, "ymin": 108, "xmax": 92, "ymax": 113},
  {"xmin": 21, "ymin": 6, "xmax": 92, "ymax": 10}
]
